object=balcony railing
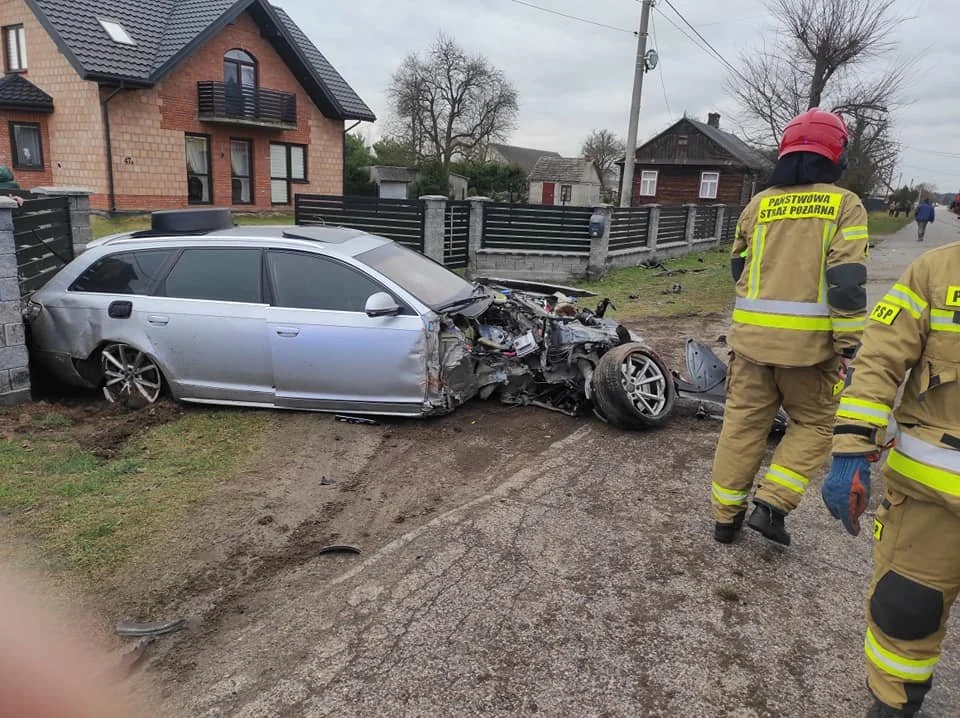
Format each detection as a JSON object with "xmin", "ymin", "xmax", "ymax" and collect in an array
[{"xmin": 197, "ymin": 81, "xmax": 297, "ymax": 129}]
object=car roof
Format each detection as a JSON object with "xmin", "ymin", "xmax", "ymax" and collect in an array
[{"xmin": 89, "ymin": 224, "xmax": 394, "ymax": 258}]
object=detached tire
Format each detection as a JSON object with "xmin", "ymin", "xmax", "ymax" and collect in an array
[{"xmin": 592, "ymin": 343, "xmax": 676, "ymax": 429}]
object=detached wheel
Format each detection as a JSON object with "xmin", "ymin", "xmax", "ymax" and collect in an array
[
  {"xmin": 592, "ymin": 343, "xmax": 676, "ymax": 429},
  {"xmin": 101, "ymin": 343, "xmax": 163, "ymax": 408}
]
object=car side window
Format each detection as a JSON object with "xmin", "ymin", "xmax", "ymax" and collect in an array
[
  {"xmin": 69, "ymin": 250, "xmax": 175, "ymax": 295},
  {"xmin": 161, "ymin": 248, "xmax": 262, "ymax": 303},
  {"xmin": 266, "ymin": 251, "xmax": 391, "ymax": 312}
]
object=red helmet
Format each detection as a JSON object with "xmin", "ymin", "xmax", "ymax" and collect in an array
[{"xmin": 778, "ymin": 108, "xmax": 849, "ymax": 164}]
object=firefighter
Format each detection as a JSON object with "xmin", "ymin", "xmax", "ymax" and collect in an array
[
  {"xmin": 822, "ymin": 244, "xmax": 960, "ymax": 717},
  {"xmin": 711, "ymin": 108, "xmax": 870, "ymax": 546}
]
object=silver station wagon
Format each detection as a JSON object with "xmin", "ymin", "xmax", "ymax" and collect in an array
[{"xmin": 24, "ymin": 209, "xmax": 677, "ymax": 428}]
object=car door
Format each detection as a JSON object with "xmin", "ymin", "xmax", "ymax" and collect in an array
[
  {"xmin": 264, "ymin": 249, "xmax": 428, "ymax": 414},
  {"xmin": 143, "ymin": 247, "xmax": 274, "ymax": 405}
]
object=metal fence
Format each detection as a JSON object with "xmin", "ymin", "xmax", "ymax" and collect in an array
[
  {"xmin": 694, "ymin": 206, "xmax": 719, "ymax": 240},
  {"xmin": 608, "ymin": 207, "xmax": 650, "ymax": 252},
  {"xmin": 656, "ymin": 207, "xmax": 689, "ymax": 246},
  {"xmin": 482, "ymin": 203, "xmax": 593, "ymax": 253},
  {"xmin": 295, "ymin": 194, "xmax": 425, "ymax": 252},
  {"xmin": 444, "ymin": 201, "xmax": 470, "ymax": 269},
  {"xmin": 11, "ymin": 194, "xmax": 74, "ymax": 295},
  {"xmin": 721, "ymin": 205, "xmax": 745, "ymax": 243}
]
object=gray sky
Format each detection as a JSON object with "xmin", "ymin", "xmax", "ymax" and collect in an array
[{"xmin": 290, "ymin": 0, "xmax": 959, "ymax": 195}]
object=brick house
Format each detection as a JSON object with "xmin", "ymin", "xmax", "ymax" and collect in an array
[
  {"xmin": 0, "ymin": 0, "xmax": 374, "ymax": 212},
  {"xmin": 618, "ymin": 113, "xmax": 773, "ymax": 207}
]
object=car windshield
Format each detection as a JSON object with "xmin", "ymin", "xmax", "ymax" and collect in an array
[{"xmin": 357, "ymin": 242, "xmax": 473, "ymax": 309}]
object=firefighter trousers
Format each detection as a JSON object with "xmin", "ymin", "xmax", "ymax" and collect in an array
[
  {"xmin": 864, "ymin": 474, "xmax": 960, "ymax": 713},
  {"xmin": 710, "ymin": 352, "xmax": 842, "ymax": 524}
]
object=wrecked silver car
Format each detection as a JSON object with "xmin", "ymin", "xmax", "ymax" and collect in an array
[{"xmin": 24, "ymin": 209, "xmax": 676, "ymax": 428}]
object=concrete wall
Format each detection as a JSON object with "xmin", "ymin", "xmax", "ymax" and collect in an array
[{"xmin": 0, "ymin": 198, "xmax": 29, "ymax": 405}]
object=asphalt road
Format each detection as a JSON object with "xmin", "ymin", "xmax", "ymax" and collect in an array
[{"xmin": 160, "ymin": 217, "xmax": 960, "ymax": 718}]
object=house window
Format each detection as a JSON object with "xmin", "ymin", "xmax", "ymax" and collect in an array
[
  {"xmin": 699, "ymin": 171, "xmax": 720, "ymax": 200},
  {"xmin": 3, "ymin": 25, "xmax": 26, "ymax": 72},
  {"xmin": 676, "ymin": 134, "xmax": 689, "ymax": 160},
  {"xmin": 270, "ymin": 143, "xmax": 307, "ymax": 205},
  {"xmin": 10, "ymin": 122, "xmax": 42, "ymax": 169},
  {"xmin": 97, "ymin": 19, "xmax": 135, "ymax": 46},
  {"xmin": 638, "ymin": 170, "xmax": 658, "ymax": 197},
  {"xmin": 230, "ymin": 139, "xmax": 253, "ymax": 204},
  {"xmin": 560, "ymin": 184, "xmax": 572, "ymax": 204},
  {"xmin": 185, "ymin": 134, "xmax": 212, "ymax": 204}
]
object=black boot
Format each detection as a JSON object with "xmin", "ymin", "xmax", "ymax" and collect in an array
[
  {"xmin": 714, "ymin": 509, "xmax": 746, "ymax": 544},
  {"xmin": 747, "ymin": 501, "xmax": 791, "ymax": 546},
  {"xmin": 866, "ymin": 699, "xmax": 917, "ymax": 717}
]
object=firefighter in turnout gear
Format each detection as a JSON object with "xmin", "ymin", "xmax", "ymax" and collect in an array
[
  {"xmin": 822, "ymin": 243, "xmax": 960, "ymax": 717},
  {"xmin": 711, "ymin": 108, "xmax": 869, "ymax": 546}
]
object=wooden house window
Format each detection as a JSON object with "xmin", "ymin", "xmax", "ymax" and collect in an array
[
  {"xmin": 699, "ymin": 171, "xmax": 720, "ymax": 200},
  {"xmin": 638, "ymin": 170, "xmax": 658, "ymax": 197}
]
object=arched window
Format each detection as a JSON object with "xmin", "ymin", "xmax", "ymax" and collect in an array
[{"xmin": 224, "ymin": 49, "xmax": 256, "ymax": 88}]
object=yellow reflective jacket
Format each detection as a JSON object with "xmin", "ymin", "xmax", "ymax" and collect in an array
[
  {"xmin": 728, "ymin": 183, "xmax": 870, "ymax": 367},
  {"xmin": 834, "ymin": 243, "xmax": 960, "ymax": 510}
]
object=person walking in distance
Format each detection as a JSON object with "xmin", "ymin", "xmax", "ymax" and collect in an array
[
  {"xmin": 711, "ymin": 108, "xmax": 870, "ymax": 546},
  {"xmin": 822, "ymin": 242, "xmax": 960, "ymax": 716},
  {"xmin": 914, "ymin": 197, "xmax": 935, "ymax": 242}
]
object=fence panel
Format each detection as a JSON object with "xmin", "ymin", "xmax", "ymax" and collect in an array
[
  {"xmin": 482, "ymin": 203, "xmax": 592, "ymax": 253},
  {"xmin": 694, "ymin": 206, "xmax": 719, "ymax": 240},
  {"xmin": 12, "ymin": 195, "xmax": 73, "ymax": 295},
  {"xmin": 444, "ymin": 201, "xmax": 470, "ymax": 269},
  {"xmin": 721, "ymin": 205, "xmax": 744, "ymax": 243},
  {"xmin": 295, "ymin": 194, "xmax": 425, "ymax": 252},
  {"xmin": 657, "ymin": 207, "xmax": 688, "ymax": 246},
  {"xmin": 609, "ymin": 207, "xmax": 650, "ymax": 252}
]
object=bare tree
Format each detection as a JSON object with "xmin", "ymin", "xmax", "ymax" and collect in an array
[
  {"xmin": 387, "ymin": 34, "xmax": 519, "ymax": 172},
  {"xmin": 729, "ymin": 0, "xmax": 908, "ymax": 196},
  {"xmin": 581, "ymin": 129, "xmax": 625, "ymax": 192}
]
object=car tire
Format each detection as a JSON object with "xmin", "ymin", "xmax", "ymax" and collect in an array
[
  {"xmin": 592, "ymin": 343, "xmax": 676, "ymax": 429},
  {"xmin": 100, "ymin": 343, "xmax": 164, "ymax": 409}
]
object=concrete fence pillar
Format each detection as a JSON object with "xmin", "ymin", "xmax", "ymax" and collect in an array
[
  {"xmin": 685, "ymin": 204, "xmax": 698, "ymax": 247},
  {"xmin": 0, "ymin": 197, "xmax": 30, "ymax": 406},
  {"xmin": 420, "ymin": 195, "xmax": 447, "ymax": 264},
  {"xmin": 587, "ymin": 204, "xmax": 614, "ymax": 279},
  {"xmin": 714, "ymin": 204, "xmax": 727, "ymax": 245},
  {"xmin": 466, "ymin": 196, "xmax": 491, "ymax": 278},
  {"xmin": 646, "ymin": 204, "xmax": 662, "ymax": 251},
  {"xmin": 33, "ymin": 187, "xmax": 93, "ymax": 255}
]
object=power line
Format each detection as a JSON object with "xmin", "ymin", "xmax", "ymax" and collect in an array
[
  {"xmin": 658, "ymin": 0, "xmax": 749, "ymax": 83},
  {"xmin": 902, "ymin": 145, "xmax": 960, "ymax": 160},
  {"xmin": 650, "ymin": 13, "xmax": 673, "ymax": 120},
  {"xmin": 653, "ymin": 7, "xmax": 730, "ymax": 71},
  {"xmin": 508, "ymin": 0, "xmax": 635, "ymax": 35}
]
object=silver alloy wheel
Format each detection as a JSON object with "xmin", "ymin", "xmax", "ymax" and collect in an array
[
  {"xmin": 619, "ymin": 351, "xmax": 668, "ymax": 417},
  {"xmin": 101, "ymin": 344, "xmax": 162, "ymax": 407}
]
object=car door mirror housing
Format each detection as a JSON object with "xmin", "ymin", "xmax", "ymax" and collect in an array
[{"xmin": 365, "ymin": 292, "xmax": 403, "ymax": 318}]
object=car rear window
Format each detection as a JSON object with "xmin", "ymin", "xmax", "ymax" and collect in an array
[
  {"xmin": 69, "ymin": 250, "xmax": 175, "ymax": 295},
  {"xmin": 161, "ymin": 248, "xmax": 262, "ymax": 303}
]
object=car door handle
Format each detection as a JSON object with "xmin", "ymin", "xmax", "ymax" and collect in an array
[
  {"xmin": 147, "ymin": 315, "xmax": 170, "ymax": 326},
  {"xmin": 275, "ymin": 327, "xmax": 300, "ymax": 338}
]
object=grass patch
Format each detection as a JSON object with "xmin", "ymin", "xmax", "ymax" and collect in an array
[
  {"xmin": 92, "ymin": 212, "xmax": 294, "ymax": 239},
  {"xmin": 0, "ymin": 410, "xmax": 268, "ymax": 578},
  {"xmin": 575, "ymin": 247, "xmax": 733, "ymax": 320},
  {"xmin": 868, "ymin": 211, "xmax": 912, "ymax": 237}
]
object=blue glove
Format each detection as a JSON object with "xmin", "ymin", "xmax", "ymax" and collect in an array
[{"xmin": 822, "ymin": 455, "xmax": 872, "ymax": 536}]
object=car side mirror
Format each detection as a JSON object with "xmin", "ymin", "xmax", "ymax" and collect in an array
[{"xmin": 365, "ymin": 292, "xmax": 403, "ymax": 318}]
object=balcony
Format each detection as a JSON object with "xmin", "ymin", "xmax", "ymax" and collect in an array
[{"xmin": 197, "ymin": 81, "xmax": 297, "ymax": 130}]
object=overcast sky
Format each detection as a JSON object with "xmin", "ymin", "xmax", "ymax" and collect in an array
[{"xmin": 290, "ymin": 0, "xmax": 958, "ymax": 195}]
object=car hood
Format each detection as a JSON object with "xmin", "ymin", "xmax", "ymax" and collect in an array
[{"xmin": 472, "ymin": 277, "xmax": 598, "ymax": 298}]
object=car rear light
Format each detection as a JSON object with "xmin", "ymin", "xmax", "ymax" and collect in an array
[{"xmin": 22, "ymin": 300, "xmax": 43, "ymax": 323}]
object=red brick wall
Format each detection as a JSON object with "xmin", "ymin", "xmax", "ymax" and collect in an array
[
  {"xmin": 632, "ymin": 166, "xmax": 749, "ymax": 206},
  {"xmin": 104, "ymin": 10, "xmax": 344, "ymax": 212},
  {"xmin": 0, "ymin": 111, "xmax": 53, "ymax": 187}
]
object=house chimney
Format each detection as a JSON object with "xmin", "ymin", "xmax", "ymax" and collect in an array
[{"xmin": 707, "ymin": 112, "xmax": 721, "ymax": 128}]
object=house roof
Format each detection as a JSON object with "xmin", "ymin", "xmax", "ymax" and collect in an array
[
  {"xmin": 0, "ymin": 74, "xmax": 54, "ymax": 112},
  {"xmin": 487, "ymin": 143, "xmax": 561, "ymax": 175},
  {"xmin": 372, "ymin": 166, "xmax": 418, "ymax": 183},
  {"xmin": 686, "ymin": 119, "xmax": 773, "ymax": 171},
  {"xmin": 25, "ymin": 0, "xmax": 375, "ymax": 121},
  {"xmin": 529, "ymin": 157, "xmax": 601, "ymax": 185}
]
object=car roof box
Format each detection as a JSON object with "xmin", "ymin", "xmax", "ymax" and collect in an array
[{"xmin": 150, "ymin": 208, "xmax": 234, "ymax": 234}]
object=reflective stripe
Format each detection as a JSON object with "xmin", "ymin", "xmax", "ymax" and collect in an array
[
  {"xmin": 747, "ymin": 225, "xmax": 767, "ymax": 299},
  {"xmin": 734, "ymin": 297, "xmax": 831, "ymax": 316},
  {"xmin": 865, "ymin": 628, "xmax": 938, "ymax": 681},
  {"xmin": 897, "ymin": 432, "xmax": 960, "ymax": 474},
  {"xmin": 732, "ymin": 309, "xmax": 832, "ymax": 332},
  {"xmin": 882, "ymin": 293, "xmax": 922, "ymax": 320},
  {"xmin": 842, "ymin": 225, "xmax": 869, "ymax": 241},
  {"xmin": 931, "ymin": 309, "xmax": 960, "ymax": 333},
  {"xmin": 832, "ymin": 315, "xmax": 866, "ymax": 332},
  {"xmin": 887, "ymin": 284, "xmax": 928, "ymax": 317},
  {"xmin": 837, "ymin": 397, "xmax": 890, "ymax": 427},
  {"xmin": 712, "ymin": 482, "xmax": 749, "ymax": 506},
  {"xmin": 763, "ymin": 464, "xmax": 809, "ymax": 495}
]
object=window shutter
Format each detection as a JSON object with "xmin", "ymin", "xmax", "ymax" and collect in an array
[{"xmin": 18, "ymin": 27, "xmax": 26, "ymax": 68}]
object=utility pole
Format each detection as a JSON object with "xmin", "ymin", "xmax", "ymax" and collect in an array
[{"xmin": 620, "ymin": 0, "xmax": 655, "ymax": 208}]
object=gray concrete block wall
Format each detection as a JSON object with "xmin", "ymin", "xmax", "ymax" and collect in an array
[{"xmin": 0, "ymin": 198, "xmax": 30, "ymax": 405}]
